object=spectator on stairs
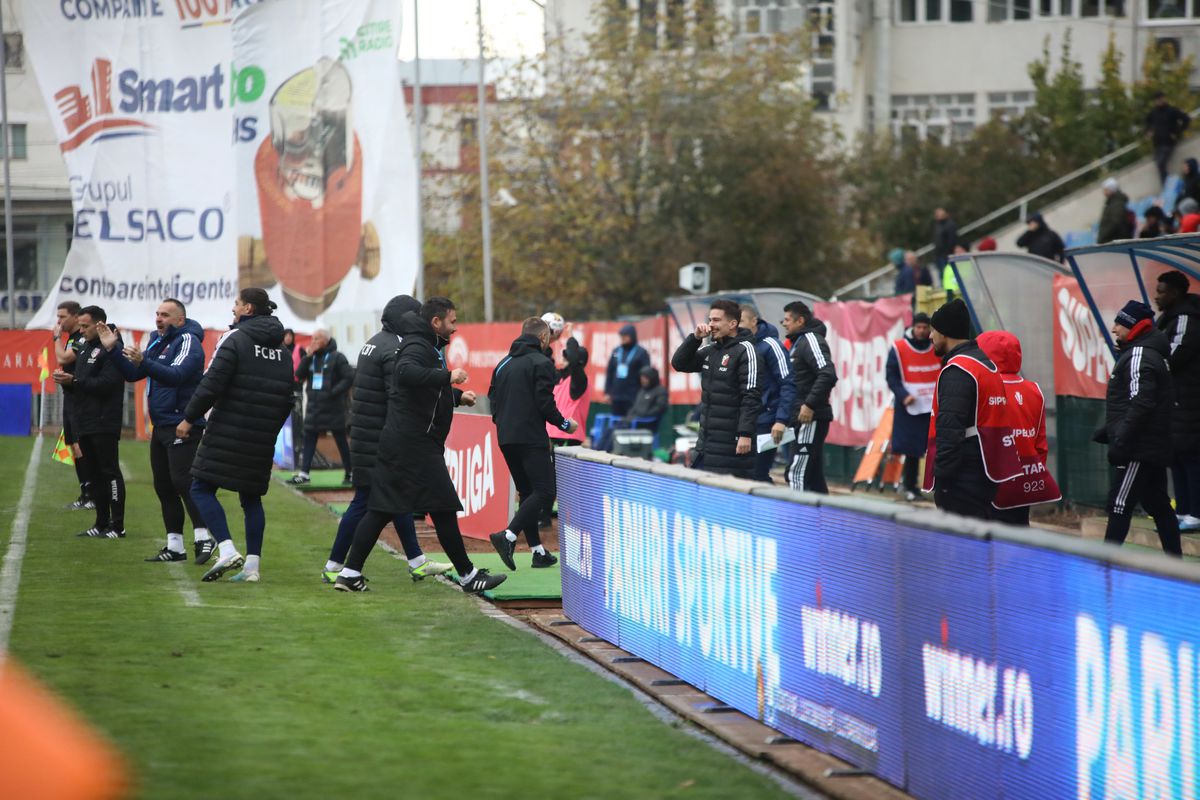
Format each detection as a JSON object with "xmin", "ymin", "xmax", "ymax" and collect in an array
[
  {"xmin": 1098, "ymin": 178, "xmax": 1133, "ymax": 244},
  {"xmin": 1178, "ymin": 197, "xmax": 1200, "ymax": 234},
  {"xmin": 894, "ymin": 250, "xmax": 933, "ymax": 296},
  {"xmin": 1146, "ymin": 92, "xmax": 1190, "ymax": 187},
  {"xmin": 1015, "ymin": 213, "xmax": 1065, "ymax": 262},
  {"xmin": 932, "ymin": 207, "xmax": 959, "ymax": 271}
]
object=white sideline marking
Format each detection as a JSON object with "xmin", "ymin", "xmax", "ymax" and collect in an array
[
  {"xmin": 0, "ymin": 435, "xmax": 44, "ymax": 664},
  {"xmin": 119, "ymin": 458, "xmax": 133, "ymax": 480},
  {"xmin": 167, "ymin": 563, "xmax": 204, "ymax": 607}
]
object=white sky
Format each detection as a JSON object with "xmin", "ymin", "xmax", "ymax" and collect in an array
[{"xmin": 397, "ymin": 0, "xmax": 546, "ymax": 60}]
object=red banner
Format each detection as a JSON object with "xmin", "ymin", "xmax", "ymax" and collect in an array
[
  {"xmin": 1052, "ymin": 274, "xmax": 1112, "ymax": 399},
  {"xmin": 0, "ymin": 330, "xmax": 58, "ymax": 393},
  {"xmin": 444, "ymin": 411, "xmax": 511, "ymax": 539},
  {"xmin": 814, "ymin": 296, "xmax": 913, "ymax": 447}
]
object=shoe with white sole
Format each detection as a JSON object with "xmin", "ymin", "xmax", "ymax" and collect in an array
[
  {"xmin": 409, "ymin": 559, "xmax": 454, "ymax": 582},
  {"xmin": 201, "ymin": 551, "xmax": 244, "ymax": 582},
  {"xmin": 1181, "ymin": 514, "xmax": 1200, "ymax": 532},
  {"xmin": 194, "ymin": 538, "xmax": 215, "ymax": 565},
  {"xmin": 229, "ymin": 570, "xmax": 260, "ymax": 583},
  {"xmin": 460, "ymin": 568, "xmax": 506, "ymax": 594},
  {"xmin": 145, "ymin": 547, "xmax": 186, "ymax": 562}
]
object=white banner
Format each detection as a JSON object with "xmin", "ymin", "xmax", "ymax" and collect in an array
[{"xmin": 23, "ymin": 0, "xmax": 416, "ymax": 334}]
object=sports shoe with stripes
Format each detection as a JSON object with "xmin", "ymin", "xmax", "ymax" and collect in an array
[
  {"xmin": 460, "ymin": 568, "xmax": 506, "ymax": 595},
  {"xmin": 78, "ymin": 527, "xmax": 124, "ymax": 539},
  {"xmin": 334, "ymin": 574, "xmax": 370, "ymax": 592},
  {"xmin": 194, "ymin": 538, "xmax": 215, "ymax": 565},
  {"xmin": 145, "ymin": 547, "xmax": 186, "ymax": 562},
  {"xmin": 76, "ymin": 526, "xmax": 103, "ymax": 537},
  {"xmin": 201, "ymin": 551, "xmax": 244, "ymax": 582},
  {"xmin": 408, "ymin": 559, "xmax": 453, "ymax": 582},
  {"xmin": 489, "ymin": 532, "xmax": 517, "ymax": 571}
]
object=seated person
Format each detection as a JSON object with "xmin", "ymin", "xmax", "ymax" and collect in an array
[{"xmin": 597, "ymin": 366, "xmax": 667, "ymax": 451}]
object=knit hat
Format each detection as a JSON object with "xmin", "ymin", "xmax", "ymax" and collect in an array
[
  {"xmin": 930, "ymin": 299, "xmax": 971, "ymax": 340},
  {"xmin": 1114, "ymin": 300, "xmax": 1154, "ymax": 329}
]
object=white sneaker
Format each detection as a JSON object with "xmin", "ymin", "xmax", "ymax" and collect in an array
[
  {"xmin": 201, "ymin": 551, "xmax": 244, "ymax": 582},
  {"xmin": 229, "ymin": 570, "xmax": 260, "ymax": 583},
  {"xmin": 409, "ymin": 559, "xmax": 454, "ymax": 582},
  {"xmin": 1181, "ymin": 515, "xmax": 1200, "ymax": 532}
]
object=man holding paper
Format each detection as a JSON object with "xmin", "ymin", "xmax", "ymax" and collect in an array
[
  {"xmin": 741, "ymin": 304, "xmax": 797, "ymax": 482},
  {"xmin": 885, "ymin": 312, "xmax": 938, "ymax": 501}
]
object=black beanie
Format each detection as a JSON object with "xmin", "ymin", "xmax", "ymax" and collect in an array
[
  {"xmin": 931, "ymin": 299, "xmax": 971, "ymax": 340},
  {"xmin": 1114, "ymin": 300, "xmax": 1153, "ymax": 329}
]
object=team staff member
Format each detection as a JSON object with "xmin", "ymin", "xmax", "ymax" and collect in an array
[
  {"xmin": 740, "ymin": 304, "xmax": 796, "ymax": 483},
  {"xmin": 53, "ymin": 306, "xmax": 127, "ymax": 539},
  {"xmin": 671, "ymin": 299, "xmax": 762, "ymax": 479},
  {"xmin": 922, "ymin": 299, "xmax": 1023, "ymax": 520},
  {"xmin": 1154, "ymin": 270, "xmax": 1200, "ymax": 531},
  {"xmin": 52, "ymin": 301, "xmax": 92, "ymax": 510},
  {"xmin": 321, "ymin": 295, "xmax": 452, "ymax": 583},
  {"xmin": 100, "ymin": 299, "xmax": 214, "ymax": 564},
  {"xmin": 782, "ymin": 301, "xmax": 837, "ymax": 493},
  {"xmin": 885, "ymin": 312, "xmax": 938, "ymax": 500},
  {"xmin": 180, "ymin": 288, "xmax": 295, "ymax": 583},
  {"xmin": 977, "ymin": 330, "xmax": 1060, "ymax": 526},
  {"xmin": 335, "ymin": 297, "xmax": 506, "ymax": 594},
  {"xmin": 488, "ymin": 317, "xmax": 580, "ymax": 571},
  {"xmin": 290, "ymin": 329, "xmax": 354, "ymax": 485},
  {"xmin": 604, "ymin": 324, "xmax": 650, "ymax": 416},
  {"xmin": 1096, "ymin": 301, "xmax": 1182, "ymax": 556}
]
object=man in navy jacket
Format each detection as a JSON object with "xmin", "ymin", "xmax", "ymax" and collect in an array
[
  {"xmin": 101, "ymin": 299, "xmax": 213, "ymax": 564},
  {"xmin": 741, "ymin": 305, "xmax": 796, "ymax": 482}
]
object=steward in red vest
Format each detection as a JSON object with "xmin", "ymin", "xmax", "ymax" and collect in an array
[
  {"xmin": 885, "ymin": 312, "xmax": 939, "ymax": 499},
  {"xmin": 977, "ymin": 330, "xmax": 1061, "ymax": 526},
  {"xmin": 922, "ymin": 300, "xmax": 1023, "ymax": 520}
]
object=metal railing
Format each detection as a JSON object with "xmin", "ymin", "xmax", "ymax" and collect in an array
[{"xmin": 830, "ymin": 106, "xmax": 1200, "ymax": 300}]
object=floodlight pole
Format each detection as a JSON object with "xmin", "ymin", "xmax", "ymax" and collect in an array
[{"xmin": 477, "ymin": 0, "xmax": 494, "ymax": 322}]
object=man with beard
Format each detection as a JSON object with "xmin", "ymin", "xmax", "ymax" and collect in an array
[{"xmin": 52, "ymin": 301, "xmax": 92, "ymax": 510}]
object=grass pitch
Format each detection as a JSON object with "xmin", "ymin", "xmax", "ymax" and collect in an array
[{"xmin": 2, "ymin": 437, "xmax": 792, "ymax": 800}]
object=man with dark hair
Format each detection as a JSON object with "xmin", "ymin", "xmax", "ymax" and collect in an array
[
  {"xmin": 336, "ymin": 297, "xmax": 505, "ymax": 594},
  {"xmin": 1146, "ymin": 91, "xmax": 1190, "ymax": 186},
  {"xmin": 1097, "ymin": 301, "xmax": 1182, "ymax": 556},
  {"xmin": 52, "ymin": 300, "xmax": 92, "ymax": 510},
  {"xmin": 1155, "ymin": 270, "xmax": 1200, "ymax": 531},
  {"xmin": 52, "ymin": 306, "xmax": 127, "ymax": 539},
  {"xmin": 781, "ymin": 300, "xmax": 837, "ymax": 493},
  {"xmin": 740, "ymin": 304, "xmax": 795, "ymax": 482},
  {"xmin": 487, "ymin": 316, "xmax": 580, "ymax": 570},
  {"xmin": 932, "ymin": 207, "xmax": 958, "ymax": 270},
  {"xmin": 671, "ymin": 298, "xmax": 762, "ymax": 479},
  {"xmin": 99, "ymin": 298, "xmax": 212, "ymax": 562}
]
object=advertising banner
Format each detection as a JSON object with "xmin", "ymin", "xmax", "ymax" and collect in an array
[
  {"xmin": 1052, "ymin": 274, "xmax": 1111, "ymax": 400},
  {"xmin": 22, "ymin": 0, "xmax": 416, "ymax": 334},
  {"xmin": 0, "ymin": 331, "xmax": 57, "ymax": 392},
  {"xmin": 443, "ymin": 412, "xmax": 511, "ymax": 539}
]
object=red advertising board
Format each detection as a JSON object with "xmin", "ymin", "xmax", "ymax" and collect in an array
[
  {"xmin": 1052, "ymin": 274, "xmax": 1111, "ymax": 400},
  {"xmin": 0, "ymin": 330, "xmax": 58, "ymax": 392},
  {"xmin": 443, "ymin": 411, "xmax": 511, "ymax": 539}
]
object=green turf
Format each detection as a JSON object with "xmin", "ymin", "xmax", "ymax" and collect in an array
[
  {"xmin": 326, "ymin": 502, "xmax": 350, "ymax": 517},
  {"xmin": 2, "ymin": 437, "xmax": 790, "ymax": 800},
  {"xmin": 273, "ymin": 469, "xmax": 352, "ymax": 491},
  {"xmin": 428, "ymin": 551, "xmax": 562, "ymax": 601}
]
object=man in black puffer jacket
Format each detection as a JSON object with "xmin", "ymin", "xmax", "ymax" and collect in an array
[
  {"xmin": 782, "ymin": 301, "xmax": 837, "ymax": 493},
  {"xmin": 53, "ymin": 305, "xmax": 127, "ymax": 539},
  {"xmin": 319, "ymin": 295, "xmax": 451, "ymax": 583},
  {"xmin": 291, "ymin": 329, "xmax": 354, "ymax": 485},
  {"xmin": 1155, "ymin": 270, "xmax": 1200, "ymax": 531},
  {"xmin": 671, "ymin": 298, "xmax": 763, "ymax": 479},
  {"xmin": 1097, "ymin": 301, "xmax": 1181, "ymax": 556},
  {"xmin": 335, "ymin": 297, "xmax": 506, "ymax": 595}
]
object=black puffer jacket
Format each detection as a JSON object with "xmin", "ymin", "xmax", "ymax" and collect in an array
[
  {"xmin": 1096, "ymin": 326, "xmax": 1174, "ymax": 467},
  {"xmin": 296, "ymin": 338, "xmax": 353, "ymax": 432},
  {"xmin": 68, "ymin": 332, "xmax": 125, "ymax": 437},
  {"xmin": 626, "ymin": 366, "xmax": 668, "ymax": 422},
  {"xmin": 1158, "ymin": 293, "xmax": 1200, "ymax": 451},
  {"xmin": 382, "ymin": 312, "xmax": 461, "ymax": 442},
  {"xmin": 932, "ymin": 341, "xmax": 996, "ymax": 505},
  {"xmin": 348, "ymin": 295, "xmax": 422, "ymax": 487},
  {"xmin": 185, "ymin": 314, "xmax": 294, "ymax": 495},
  {"xmin": 490, "ymin": 333, "xmax": 570, "ymax": 447},
  {"xmin": 787, "ymin": 319, "xmax": 838, "ymax": 422},
  {"xmin": 671, "ymin": 329, "xmax": 763, "ymax": 478}
]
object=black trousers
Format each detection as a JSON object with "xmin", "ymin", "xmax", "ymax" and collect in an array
[
  {"xmin": 934, "ymin": 480, "xmax": 996, "ymax": 521},
  {"xmin": 788, "ymin": 420, "xmax": 829, "ymax": 494},
  {"xmin": 1105, "ymin": 461, "xmax": 1182, "ymax": 557},
  {"xmin": 345, "ymin": 509, "xmax": 472, "ymax": 575},
  {"xmin": 300, "ymin": 428, "xmax": 351, "ymax": 474},
  {"xmin": 501, "ymin": 443, "xmax": 554, "ymax": 548},
  {"xmin": 902, "ymin": 457, "xmax": 921, "ymax": 494},
  {"xmin": 78, "ymin": 433, "xmax": 125, "ymax": 531},
  {"xmin": 992, "ymin": 505, "xmax": 1030, "ymax": 527},
  {"xmin": 150, "ymin": 425, "xmax": 205, "ymax": 534}
]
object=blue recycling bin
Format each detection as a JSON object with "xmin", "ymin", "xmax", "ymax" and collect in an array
[{"xmin": 0, "ymin": 384, "xmax": 31, "ymax": 436}]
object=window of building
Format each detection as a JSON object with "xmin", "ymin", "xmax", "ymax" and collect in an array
[
  {"xmin": 990, "ymin": 0, "xmax": 1120, "ymax": 18},
  {"xmin": 988, "ymin": 90, "xmax": 1034, "ymax": 119},
  {"xmin": 3, "ymin": 34, "xmax": 21, "ymax": 71},
  {"xmin": 899, "ymin": 0, "xmax": 974, "ymax": 22},
  {"xmin": 1146, "ymin": 0, "xmax": 1192, "ymax": 17},
  {"xmin": 806, "ymin": 2, "xmax": 836, "ymax": 111},
  {"xmin": 891, "ymin": 93, "xmax": 976, "ymax": 142},
  {"xmin": 6, "ymin": 124, "xmax": 25, "ymax": 159},
  {"xmin": 950, "ymin": 0, "xmax": 974, "ymax": 21}
]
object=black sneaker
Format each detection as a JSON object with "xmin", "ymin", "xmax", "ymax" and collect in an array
[
  {"xmin": 538, "ymin": 511, "xmax": 552, "ymax": 529},
  {"xmin": 65, "ymin": 495, "xmax": 92, "ymax": 510},
  {"xmin": 145, "ymin": 547, "xmax": 187, "ymax": 562},
  {"xmin": 101, "ymin": 529, "xmax": 126, "ymax": 539},
  {"xmin": 531, "ymin": 551, "xmax": 558, "ymax": 569},
  {"xmin": 76, "ymin": 526, "xmax": 104, "ymax": 537},
  {"xmin": 342, "ymin": 472, "xmax": 353, "ymax": 485},
  {"xmin": 287, "ymin": 474, "xmax": 310, "ymax": 485},
  {"xmin": 78, "ymin": 527, "xmax": 124, "ymax": 539},
  {"xmin": 489, "ymin": 532, "xmax": 517, "ymax": 571},
  {"xmin": 334, "ymin": 574, "xmax": 370, "ymax": 592},
  {"xmin": 461, "ymin": 568, "xmax": 507, "ymax": 594},
  {"xmin": 194, "ymin": 538, "xmax": 215, "ymax": 565}
]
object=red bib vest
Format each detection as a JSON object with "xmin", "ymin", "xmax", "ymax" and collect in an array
[
  {"xmin": 991, "ymin": 376, "xmax": 1061, "ymax": 509},
  {"xmin": 892, "ymin": 338, "xmax": 940, "ymax": 416},
  {"xmin": 922, "ymin": 353, "xmax": 1025, "ymax": 491}
]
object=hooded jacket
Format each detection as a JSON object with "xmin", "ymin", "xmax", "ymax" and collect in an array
[
  {"xmin": 1184, "ymin": 158, "xmax": 1200, "ymax": 207},
  {"xmin": 1157, "ymin": 292, "xmax": 1200, "ymax": 450},
  {"xmin": 490, "ymin": 333, "xmax": 570, "ymax": 447},
  {"xmin": 296, "ymin": 336, "xmax": 353, "ymax": 432},
  {"xmin": 379, "ymin": 312, "xmax": 463, "ymax": 444},
  {"xmin": 671, "ymin": 328, "xmax": 763, "ymax": 477},
  {"xmin": 1098, "ymin": 190, "xmax": 1131, "ymax": 244},
  {"xmin": 1095, "ymin": 324, "xmax": 1174, "ymax": 467},
  {"xmin": 1015, "ymin": 214, "xmax": 1065, "ymax": 263},
  {"xmin": 626, "ymin": 366, "xmax": 668, "ymax": 423},
  {"xmin": 751, "ymin": 320, "xmax": 797, "ymax": 428},
  {"xmin": 348, "ymin": 295, "xmax": 422, "ymax": 486},
  {"xmin": 786, "ymin": 319, "xmax": 837, "ymax": 423},
  {"xmin": 605, "ymin": 325, "xmax": 650, "ymax": 406},
  {"xmin": 111, "ymin": 318, "xmax": 206, "ymax": 428},
  {"xmin": 185, "ymin": 314, "xmax": 294, "ymax": 495},
  {"xmin": 68, "ymin": 331, "xmax": 126, "ymax": 437}
]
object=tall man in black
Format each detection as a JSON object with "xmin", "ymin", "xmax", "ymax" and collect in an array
[
  {"xmin": 1097, "ymin": 301, "xmax": 1182, "ymax": 557},
  {"xmin": 335, "ymin": 297, "xmax": 506, "ymax": 594},
  {"xmin": 487, "ymin": 317, "xmax": 580, "ymax": 571},
  {"xmin": 670, "ymin": 299, "xmax": 762, "ymax": 479},
  {"xmin": 52, "ymin": 306, "xmax": 127, "ymax": 539},
  {"xmin": 52, "ymin": 300, "xmax": 92, "ymax": 509},
  {"xmin": 290, "ymin": 328, "xmax": 354, "ymax": 485},
  {"xmin": 1154, "ymin": 270, "xmax": 1200, "ymax": 531},
  {"xmin": 782, "ymin": 301, "xmax": 837, "ymax": 493},
  {"xmin": 1146, "ymin": 91, "xmax": 1190, "ymax": 186}
]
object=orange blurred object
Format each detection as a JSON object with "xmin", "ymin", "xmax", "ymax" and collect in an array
[{"xmin": 0, "ymin": 660, "xmax": 129, "ymax": 800}]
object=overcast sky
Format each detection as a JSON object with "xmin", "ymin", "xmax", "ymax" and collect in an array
[{"xmin": 397, "ymin": 0, "xmax": 545, "ymax": 60}]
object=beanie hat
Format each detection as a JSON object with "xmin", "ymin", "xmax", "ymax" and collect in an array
[
  {"xmin": 1114, "ymin": 300, "xmax": 1154, "ymax": 329},
  {"xmin": 930, "ymin": 299, "xmax": 971, "ymax": 340}
]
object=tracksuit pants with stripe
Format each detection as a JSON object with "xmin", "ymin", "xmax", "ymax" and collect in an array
[
  {"xmin": 788, "ymin": 420, "xmax": 829, "ymax": 494},
  {"xmin": 1104, "ymin": 461, "xmax": 1182, "ymax": 557}
]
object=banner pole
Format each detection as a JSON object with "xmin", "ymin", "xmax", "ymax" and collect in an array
[
  {"xmin": 477, "ymin": 0, "xmax": 494, "ymax": 322},
  {"xmin": 413, "ymin": 0, "xmax": 425, "ymax": 303},
  {"xmin": 0, "ymin": 8, "xmax": 15, "ymax": 331}
]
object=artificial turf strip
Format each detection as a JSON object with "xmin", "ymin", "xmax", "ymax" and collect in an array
[
  {"xmin": 427, "ymin": 551, "xmax": 563, "ymax": 601},
  {"xmin": 4, "ymin": 438, "xmax": 791, "ymax": 800},
  {"xmin": 326, "ymin": 502, "xmax": 350, "ymax": 517},
  {"xmin": 273, "ymin": 469, "xmax": 353, "ymax": 491}
]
